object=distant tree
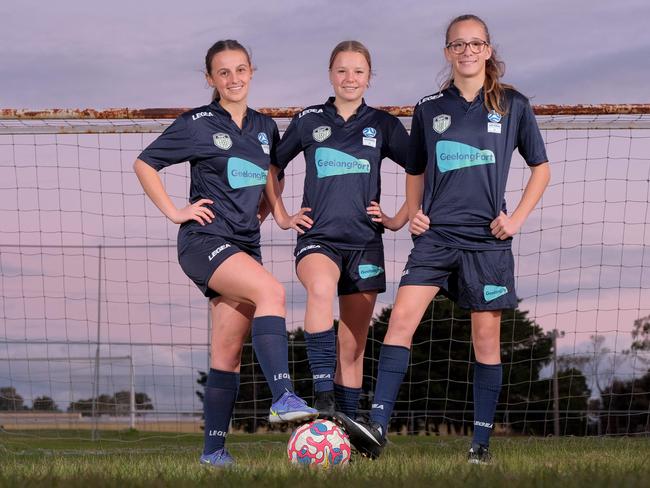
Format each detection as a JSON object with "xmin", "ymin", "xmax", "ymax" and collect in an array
[
  {"xmin": 0, "ymin": 387, "xmax": 26, "ymax": 411},
  {"xmin": 32, "ymin": 395, "xmax": 59, "ymax": 412},
  {"xmin": 196, "ymin": 370, "xmax": 208, "ymax": 430},
  {"xmin": 600, "ymin": 369, "xmax": 650, "ymax": 434},
  {"xmin": 561, "ymin": 335, "xmax": 616, "ymax": 397},
  {"xmin": 113, "ymin": 390, "xmax": 153, "ymax": 413},
  {"xmin": 629, "ymin": 314, "xmax": 650, "ymax": 367},
  {"xmin": 68, "ymin": 394, "xmax": 113, "ymax": 416},
  {"xmin": 68, "ymin": 392, "xmax": 153, "ymax": 416},
  {"xmin": 525, "ymin": 367, "xmax": 591, "ymax": 435}
]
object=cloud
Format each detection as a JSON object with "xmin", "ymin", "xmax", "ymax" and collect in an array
[{"xmin": 2, "ymin": 0, "xmax": 649, "ymax": 108}]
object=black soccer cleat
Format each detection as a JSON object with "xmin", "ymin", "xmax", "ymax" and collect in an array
[
  {"xmin": 334, "ymin": 412, "xmax": 386, "ymax": 459},
  {"xmin": 314, "ymin": 390, "xmax": 336, "ymax": 419},
  {"xmin": 467, "ymin": 443, "xmax": 492, "ymax": 465}
]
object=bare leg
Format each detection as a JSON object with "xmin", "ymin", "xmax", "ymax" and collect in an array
[
  {"xmin": 296, "ymin": 253, "xmax": 340, "ymax": 333},
  {"xmin": 335, "ymin": 291, "xmax": 378, "ymax": 388}
]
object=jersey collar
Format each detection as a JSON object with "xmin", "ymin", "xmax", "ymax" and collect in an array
[
  {"xmin": 209, "ymin": 100, "xmax": 254, "ymax": 130},
  {"xmin": 448, "ymin": 81, "xmax": 485, "ymax": 103},
  {"xmin": 324, "ymin": 97, "xmax": 368, "ymax": 124}
]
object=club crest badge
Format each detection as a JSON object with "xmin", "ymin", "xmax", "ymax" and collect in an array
[
  {"xmin": 433, "ymin": 114, "xmax": 451, "ymax": 134},
  {"xmin": 213, "ymin": 132, "xmax": 232, "ymax": 150},
  {"xmin": 257, "ymin": 132, "xmax": 269, "ymax": 144},
  {"xmin": 312, "ymin": 126, "xmax": 332, "ymax": 142}
]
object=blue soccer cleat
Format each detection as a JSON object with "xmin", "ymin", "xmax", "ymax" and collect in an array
[
  {"xmin": 269, "ymin": 390, "xmax": 318, "ymax": 424},
  {"xmin": 199, "ymin": 448, "xmax": 235, "ymax": 468}
]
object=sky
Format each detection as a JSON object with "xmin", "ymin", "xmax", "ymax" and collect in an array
[
  {"xmin": 1, "ymin": 0, "xmax": 649, "ymax": 411},
  {"xmin": 2, "ymin": 0, "xmax": 650, "ymax": 109}
]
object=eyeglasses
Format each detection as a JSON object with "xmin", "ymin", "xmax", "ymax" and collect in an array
[{"xmin": 445, "ymin": 39, "xmax": 489, "ymax": 55}]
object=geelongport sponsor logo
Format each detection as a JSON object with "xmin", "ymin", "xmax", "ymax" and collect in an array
[
  {"xmin": 483, "ymin": 285, "xmax": 508, "ymax": 301},
  {"xmin": 227, "ymin": 157, "xmax": 268, "ymax": 188},
  {"xmin": 315, "ymin": 147, "xmax": 370, "ymax": 178},
  {"xmin": 436, "ymin": 141, "xmax": 496, "ymax": 173},
  {"xmin": 358, "ymin": 264, "xmax": 384, "ymax": 279}
]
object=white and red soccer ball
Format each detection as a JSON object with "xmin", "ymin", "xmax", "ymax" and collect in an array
[{"xmin": 287, "ymin": 419, "xmax": 351, "ymax": 468}]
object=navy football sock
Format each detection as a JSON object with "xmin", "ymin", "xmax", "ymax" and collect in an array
[
  {"xmin": 251, "ymin": 315, "xmax": 293, "ymax": 402},
  {"xmin": 203, "ymin": 368, "xmax": 239, "ymax": 455},
  {"xmin": 304, "ymin": 327, "xmax": 336, "ymax": 393},
  {"xmin": 472, "ymin": 361, "xmax": 502, "ymax": 447},
  {"xmin": 369, "ymin": 344, "xmax": 410, "ymax": 434},
  {"xmin": 334, "ymin": 383, "xmax": 362, "ymax": 418}
]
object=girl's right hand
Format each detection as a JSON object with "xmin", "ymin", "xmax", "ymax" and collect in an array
[
  {"xmin": 409, "ymin": 210, "xmax": 430, "ymax": 236},
  {"xmin": 281, "ymin": 207, "xmax": 313, "ymax": 234},
  {"xmin": 170, "ymin": 199, "xmax": 215, "ymax": 226}
]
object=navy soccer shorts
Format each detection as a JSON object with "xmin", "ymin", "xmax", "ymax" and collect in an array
[
  {"xmin": 177, "ymin": 227, "xmax": 262, "ymax": 299},
  {"xmin": 294, "ymin": 239, "xmax": 386, "ymax": 296},
  {"xmin": 399, "ymin": 234, "xmax": 517, "ymax": 310}
]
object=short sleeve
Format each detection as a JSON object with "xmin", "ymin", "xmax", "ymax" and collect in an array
[
  {"xmin": 138, "ymin": 116, "xmax": 194, "ymax": 171},
  {"xmin": 275, "ymin": 115, "xmax": 303, "ymax": 170},
  {"xmin": 405, "ymin": 105, "xmax": 427, "ymax": 175},
  {"xmin": 268, "ymin": 120, "xmax": 281, "ymax": 167},
  {"xmin": 382, "ymin": 116, "xmax": 409, "ymax": 168},
  {"xmin": 517, "ymin": 100, "xmax": 548, "ymax": 166}
]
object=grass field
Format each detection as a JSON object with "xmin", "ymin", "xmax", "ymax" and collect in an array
[{"xmin": 1, "ymin": 430, "xmax": 649, "ymax": 487}]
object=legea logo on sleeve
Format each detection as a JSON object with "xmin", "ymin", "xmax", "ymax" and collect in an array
[
  {"xmin": 435, "ymin": 141, "xmax": 496, "ymax": 173},
  {"xmin": 227, "ymin": 158, "xmax": 268, "ymax": 189},
  {"xmin": 315, "ymin": 147, "xmax": 370, "ymax": 178}
]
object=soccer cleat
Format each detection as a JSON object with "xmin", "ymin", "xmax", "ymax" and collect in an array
[
  {"xmin": 314, "ymin": 390, "xmax": 336, "ymax": 419},
  {"xmin": 199, "ymin": 448, "xmax": 235, "ymax": 468},
  {"xmin": 269, "ymin": 390, "xmax": 318, "ymax": 424},
  {"xmin": 467, "ymin": 443, "xmax": 492, "ymax": 465},
  {"xmin": 334, "ymin": 412, "xmax": 386, "ymax": 459}
]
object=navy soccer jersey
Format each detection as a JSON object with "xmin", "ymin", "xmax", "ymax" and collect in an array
[
  {"xmin": 407, "ymin": 84, "xmax": 548, "ymax": 250},
  {"xmin": 275, "ymin": 98, "xmax": 408, "ymax": 249},
  {"xmin": 138, "ymin": 101, "xmax": 279, "ymax": 246}
]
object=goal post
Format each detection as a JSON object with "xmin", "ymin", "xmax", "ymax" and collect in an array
[{"xmin": 1, "ymin": 104, "xmax": 649, "ymax": 438}]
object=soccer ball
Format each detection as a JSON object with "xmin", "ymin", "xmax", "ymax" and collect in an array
[{"xmin": 287, "ymin": 419, "xmax": 352, "ymax": 468}]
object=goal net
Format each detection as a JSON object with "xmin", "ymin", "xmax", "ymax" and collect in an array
[{"xmin": 1, "ymin": 106, "xmax": 649, "ymax": 439}]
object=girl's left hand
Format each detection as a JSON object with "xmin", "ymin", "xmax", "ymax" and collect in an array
[
  {"xmin": 367, "ymin": 201, "xmax": 403, "ymax": 231},
  {"xmin": 366, "ymin": 201, "xmax": 385, "ymax": 223},
  {"xmin": 490, "ymin": 211, "xmax": 522, "ymax": 240}
]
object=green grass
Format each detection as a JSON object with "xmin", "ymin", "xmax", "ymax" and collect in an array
[{"xmin": 1, "ymin": 430, "xmax": 649, "ymax": 487}]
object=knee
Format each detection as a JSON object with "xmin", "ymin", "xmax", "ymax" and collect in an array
[
  {"xmin": 338, "ymin": 333, "xmax": 366, "ymax": 361},
  {"xmin": 306, "ymin": 280, "xmax": 336, "ymax": 304},
  {"xmin": 472, "ymin": 330, "xmax": 500, "ymax": 358},
  {"xmin": 211, "ymin": 342, "xmax": 243, "ymax": 371},
  {"xmin": 385, "ymin": 306, "xmax": 418, "ymax": 345},
  {"xmin": 256, "ymin": 279, "xmax": 286, "ymax": 310},
  {"xmin": 388, "ymin": 305, "xmax": 416, "ymax": 331}
]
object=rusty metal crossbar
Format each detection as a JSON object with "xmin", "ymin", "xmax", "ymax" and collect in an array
[{"xmin": 1, "ymin": 105, "xmax": 649, "ymax": 134}]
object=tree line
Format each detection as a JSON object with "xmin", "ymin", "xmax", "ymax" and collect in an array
[
  {"xmin": 197, "ymin": 302, "xmax": 649, "ymax": 436},
  {"xmin": 0, "ymin": 388, "xmax": 153, "ymax": 416}
]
